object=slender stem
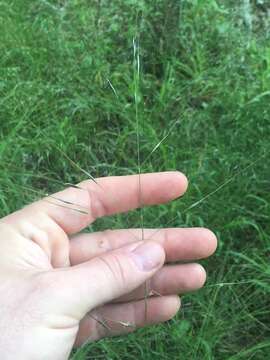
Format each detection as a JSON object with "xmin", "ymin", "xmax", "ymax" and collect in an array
[{"xmin": 133, "ymin": 36, "xmax": 148, "ymax": 322}]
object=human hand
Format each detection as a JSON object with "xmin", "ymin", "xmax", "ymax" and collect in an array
[{"xmin": 0, "ymin": 172, "xmax": 217, "ymax": 359}]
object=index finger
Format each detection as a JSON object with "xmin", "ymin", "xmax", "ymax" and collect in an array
[{"xmin": 4, "ymin": 172, "xmax": 188, "ymax": 235}]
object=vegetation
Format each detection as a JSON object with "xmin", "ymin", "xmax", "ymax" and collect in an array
[{"xmin": 0, "ymin": 0, "xmax": 269, "ymax": 359}]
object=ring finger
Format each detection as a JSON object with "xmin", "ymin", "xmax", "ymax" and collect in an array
[{"xmin": 114, "ymin": 263, "xmax": 206, "ymax": 303}]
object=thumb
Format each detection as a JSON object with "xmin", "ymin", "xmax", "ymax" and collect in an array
[{"xmin": 52, "ymin": 241, "xmax": 165, "ymax": 319}]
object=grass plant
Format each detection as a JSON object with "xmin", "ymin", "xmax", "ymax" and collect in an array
[{"xmin": 0, "ymin": 1, "xmax": 270, "ymax": 359}]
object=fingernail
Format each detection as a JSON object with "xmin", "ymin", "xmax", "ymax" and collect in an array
[{"xmin": 131, "ymin": 242, "xmax": 164, "ymax": 271}]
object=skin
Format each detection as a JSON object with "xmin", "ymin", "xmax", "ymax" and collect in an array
[{"xmin": 0, "ymin": 172, "xmax": 217, "ymax": 359}]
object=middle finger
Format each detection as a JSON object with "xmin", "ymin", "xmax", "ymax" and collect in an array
[{"xmin": 70, "ymin": 227, "xmax": 217, "ymax": 265}]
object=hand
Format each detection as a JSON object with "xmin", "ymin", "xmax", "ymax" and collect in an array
[{"xmin": 0, "ymin": 172, "xmax": 217, "ymax": 360}]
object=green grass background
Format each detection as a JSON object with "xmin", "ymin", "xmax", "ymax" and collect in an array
[{"xmin": 0, "ymin": 0, "xmax": 270, "ymax": 359}]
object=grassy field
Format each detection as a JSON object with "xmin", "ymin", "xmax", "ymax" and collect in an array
[{"xmin": 1, "ymin": 0, "xmax": 270, "ymax": 359}]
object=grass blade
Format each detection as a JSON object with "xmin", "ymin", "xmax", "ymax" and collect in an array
[{"xmin": 147, "ymin": 155, "xmax": 265, "ymax": 240}]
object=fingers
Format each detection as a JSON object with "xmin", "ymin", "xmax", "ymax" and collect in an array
[
  {"xmin": 2, "ymin": 172, "xmax": 187, "ymax": 235},
  {"xmin": 75, "ymin": 295, "xmax": 180, "ymax": 345},
  {"xmin": 50, "ymin": 241, "xmax": 165, "ymax": 318},
  {"xmin": 115, "ymin": 263, "xmax": 206, "ymax": 303},
  {"xmin": 70, "ymin": 228, "xmax": 217, "ymax": 265}
]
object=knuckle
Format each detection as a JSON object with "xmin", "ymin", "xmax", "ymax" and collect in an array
[
  {"xmin": 100, "ymin": 253, "xmax": 127, "ymax": 292},
  {"xmin": 87, "ymin": 188, "xmax": 107, "ymax": 220},
  {"xmin": 163, "ymin": 228, "xmax": 170, "ymax": 247}
]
